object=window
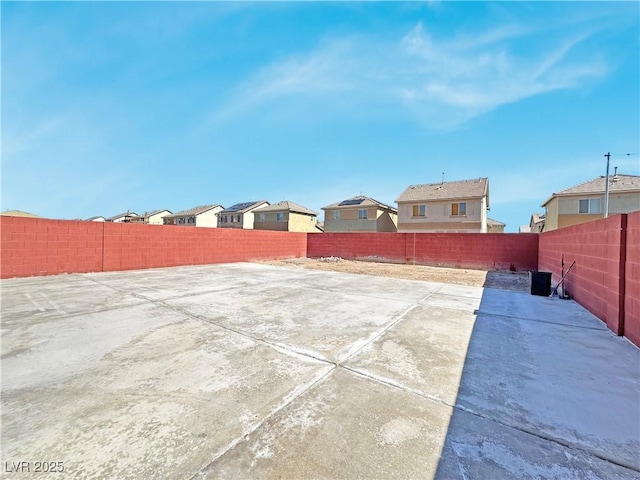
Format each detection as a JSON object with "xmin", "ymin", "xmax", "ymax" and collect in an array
[
  {"xmin": 276, "ymin": 212, "xmax": 285, "ymax": 222},
  {"xmin": 452, "ymin": 202, "xmax": 467, "ymax": 216},
  {"xmin": 221, "ymin": 216, "xmax": 227, "ymax": 223},
  {"xmin": 412, "ymin": 205, "xmax": 426, "ymax": 217},
  {"xmin": 332, "ymin": 210, "xmax": 340, "ymax": 220},
  {"xmin": 358, "ymin": 209, "xmax": 368, "ymax": 219},
  {"xmin": 257, "ymin": 213, "xmax": 265, "ymax": 222},
  {"xmin": 579, "ymin": 198, "xmax": 602, "ymax": 214},
  {"xmin": 236, "ymin": 215, "xmax": 241, "ymax": 223},
  {"xmin": 187, "ymin": 217, "xmax": 195, "ymax": 224}
]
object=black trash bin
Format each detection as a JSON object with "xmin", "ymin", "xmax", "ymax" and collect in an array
[{"xmin": 529, "ymin": 271, "xmax": 552, "ymax": 296}]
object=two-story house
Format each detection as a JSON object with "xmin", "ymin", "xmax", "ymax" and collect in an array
[
  {"xmin": 253, "ymin": 201, "xmax": 318, "ymax": 232},
  {"xmin": 322, "ymin": 196, "xmax": 398, "ymax": 232},
  {"xmin": 396, "ymin": 178, "xmax": 490, "ymax": 233},
  {"xmin": 163, "ymin": 204, "xmax": 223, "ymax": 227},
  {"xmin": 541, "ymin": 172, "xmax": 640, "ymax": 231},
  {"xmin": 217, "ymin": 201, "xmax": 269, "ymax": 229}
]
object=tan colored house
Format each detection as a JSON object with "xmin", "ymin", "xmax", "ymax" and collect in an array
[
  {"xmin": 487, "ymin": 218, "xmax": 506, "ymax": 233},
  {"xmin": 322, "ymin": 196, "xmax": 398, "ymax": 232},
  {"xmin": 541, "ymin": 173, "xmax": 640, "ymax": 231},
  {"xmin": 396, "ymin": 178, "xmax": 489, "ymax": 233},
  {"xmin": 163, "ymin": 204, "xmax": 223, "ymax": 227},
  {"xmin": 130, "ymin": 209, "xmax": 172, "ymax": 225},
  {"xmin": 107, "ymin": 211, "xmax": 138, "ymax": 223},
  {"xmin": 253, "ymin": 201, "xmax": 318, "ymax": 232},
  {"xmin": 218, "ymin": 201, "xmax": 269, "ymax": 229}
]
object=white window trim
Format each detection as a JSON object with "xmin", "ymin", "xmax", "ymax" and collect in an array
[
  {"xmin": 579, "ymin": 198, "xmax": 602, "ymax": 214},
  {"xmin": 451, "ymin": 202, "xmax": 467, "ymax": 216}
]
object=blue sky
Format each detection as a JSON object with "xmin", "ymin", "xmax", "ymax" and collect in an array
[{"xmin": 2, "ymin": 1, "xmax": 639, "ymax": 231}]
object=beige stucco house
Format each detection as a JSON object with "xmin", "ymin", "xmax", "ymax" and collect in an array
[
  {"xmin": 218, "ymin": 201, "xmax": 269, "ymax": 229},
  {"xmin": 253, "ymin": 201, "xmax": 318, "ymax": 232},
  {"xmin": 541, "ymin": 173, "xmax": 640, "ymax": 231},
  {"xmin": 163, "ymin": 204, "xmax": 223, "ymax": 227},
  {"xmin": 322, "ymin": 196, "xmax": 398, "ymax": 232},
  {"xmin": 396, "ymin": 178, "xmax": 490, "ymax": 233},
  {"xmin": 130, "ymin": 209, "xmax": 172, "ymax": 225}
]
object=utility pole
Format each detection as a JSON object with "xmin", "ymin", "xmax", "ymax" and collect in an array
[{"xmin": 604, "ymin": 152, "xmax": 610, "ymax": 218}]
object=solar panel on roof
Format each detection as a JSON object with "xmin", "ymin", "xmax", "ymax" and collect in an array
[
  {"xmin": 226, "ymin": 202, "xmax": 257, "ymax": 212},
  {"xmin": 338, "ymin": 199, "xmax": 364, "ymax": 206}
]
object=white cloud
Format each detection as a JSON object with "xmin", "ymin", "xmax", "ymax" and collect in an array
[{"xmin": 215, "ymin": 20, "xmax": 609, "ymax": 130}]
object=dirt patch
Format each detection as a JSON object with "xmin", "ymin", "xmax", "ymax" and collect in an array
[{"xmin": 256, "ymin": 258, "xmax": 530, "ymax": 292}]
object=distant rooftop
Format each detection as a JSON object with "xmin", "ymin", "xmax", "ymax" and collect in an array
[
  {"xmin": 254, "ymin": 201, "xmax": 317, "ymax": 216},
  {"xmin": 0, "ymin": 210, "xmax": 41, "ymax": 218},
  {"xmin": 106, "ymin": 211, "xmax": 138, "ymax": 221},
  {"xmin": 220, "ymin": 201, "xmax": 268, "ymax": 214},
  {"xmin": 164, "ymin": 205, "xmax": 222, "ymax": 218},
  {"xmin": 323, "ymin": 195, "xmax": 397, "ymax": 213},
  {"xmin": 542, "ymin": 173, "xmax": 640, "ymax": 206}
]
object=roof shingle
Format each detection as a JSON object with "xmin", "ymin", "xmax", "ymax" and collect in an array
[
  {"xmin": 220, "ymin": 201, "xmax": 268, "ymax": 214},
  {"xmin": 542, "ymin": 174, "xmax": 640, "ymax": 206},
  {"xmin": 322, "ymin": 195, "xmax": 397, "ymax": 213},
  {"xmin": 164, "ymin": 205, "xmax": 221, "ymax": 218},
  {"xmin": 396, "ymin": 178, "xmax": 488, "ymax": 203},
  {"xmin": 253, "ymin": 201, "xmax": 317, "ymax": 216}
]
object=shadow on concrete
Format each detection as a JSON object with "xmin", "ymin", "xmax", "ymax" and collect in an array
[{"xmin": 433, "ymin": 284, "xmax": 640, "ymax": 479}]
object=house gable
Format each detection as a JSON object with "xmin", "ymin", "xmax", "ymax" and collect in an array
[{"xmin": 396, "ymin": 178, "xmax": 489, "ymax": 233}]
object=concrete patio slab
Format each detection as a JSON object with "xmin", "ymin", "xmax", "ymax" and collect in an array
[
  {"xmin": 3, "ymin": 314, "xmax": 331, "ymax": 479},
  {"xmin": 345, "ymin": 304, "xmax": 478, "ymax": 405},
  {"xmin": 165, "ymin": 283, "xmax": 414, "ymax": 363},
  {"xmin": 1, "ymin": 262, "xmax": 638, "ymax": 479},
  {"xmin": 1, "ymin": 275, "xmax": 145, "ymax": 326},
  {"xmin": 197, "ymin": 368, "xmax": 453, "ymax": 479},
  {"xmin": 475, "ymin": 287, "xmax": 609, "ymax": 330}
]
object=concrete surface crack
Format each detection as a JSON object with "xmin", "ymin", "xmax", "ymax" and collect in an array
[
  {"xmin": 337, "ymin": 303, "xmax": 419, "ymax": 365},
  {"xmin": 453, "ymin": 403, "xmax": 640, "ymax": 474},
  {"xmin": 344, "ymin": 365, "xmax": 640, "ymax": 475},
  {"xmin": 81, "ymin": 272, "xmax": 336, "ymax": 366},
  {"xmin": 190, "ymin": 365, "xmax": 335, "ymax": 480},
  {"xmin": 472, "ymin": 310, "xmax": 607, "ymax": 331}
]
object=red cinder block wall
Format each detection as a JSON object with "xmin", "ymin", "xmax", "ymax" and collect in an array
[
  {"xmin": 538, "ymin": 215, "xmax": 626, "ymax": 336},
  {"xmin": 409, "ymin": 233, "xmax": 538, "ymax": 270},
  {"xmin": 101, "ymin": 223, "xmax": 307, "ymax": 272},
  {"xmin": 307, "ymin": 233, "xmax": 407, "ymax": 263},
  {"xmin": 624, "ymin": 211, "xmax": 640, "ymax": 347},
  {"xmin": 307, "ymin": 232, "xmax": 539, "ymax": 271},
  {"xmin": 1, "ymin": 217, "xmax": 104, "ymax": 278},
  {"xmin": 0, "ymin": 217, "xmax": 306, "ymax": 278}
]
